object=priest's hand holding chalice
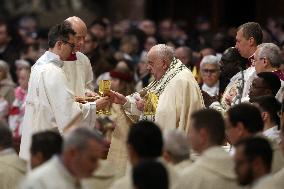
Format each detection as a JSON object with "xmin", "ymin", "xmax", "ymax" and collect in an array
[{"xmin": 75, "ymin": 81, "xmax": 111, "ymax": 113}]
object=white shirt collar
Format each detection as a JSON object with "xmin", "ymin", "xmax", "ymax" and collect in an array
[{"xmin": 202, "ymin": 81, "xmax": 219, "ymax": 97}]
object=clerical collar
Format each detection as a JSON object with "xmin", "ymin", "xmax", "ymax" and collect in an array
[
  {"xmin": 202, "ymin": 81, "xmax": 220, "ymax": 97},
  {"xmin": 66, "ymin": 52, "xmax": 77, "ymax": 61},
  {"xmin": 272, "ymin": 70, "xmax": 284, "ymax": 81}
]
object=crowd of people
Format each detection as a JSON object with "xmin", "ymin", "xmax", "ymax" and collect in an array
[{"xmin": 0, "ymin": 13, "xmax": 283, "ymax": 189}]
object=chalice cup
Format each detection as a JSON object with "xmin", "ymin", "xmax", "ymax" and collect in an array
[{"xmin": 97, "ymin": 80, "xmax": 111, "ymax": 115}]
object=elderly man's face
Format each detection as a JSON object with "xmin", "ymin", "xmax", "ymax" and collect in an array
[
  {"xmin": 254, "ymin": 49, "xmax": 266, "ymax": 73},
  {"xmin": 201, "ymin": 63, "xmax": 220, "ymax": 87},
  {"xmin": 147, "ymin": 48, "xmax": 168, "ymax": 80}
]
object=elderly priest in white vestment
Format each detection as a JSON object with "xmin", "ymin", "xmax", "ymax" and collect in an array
[
  {"xmin": 110, "ymin": 44, "xmax": 204, "ymax": 132},
  {"xmin": 19, "ymin": 21, "xmax": 109, "ymax": 161}
]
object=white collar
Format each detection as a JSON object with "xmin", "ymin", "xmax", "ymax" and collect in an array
[{"xmin": 202, "ymin": 81, "xmax": 219, "ymax": 97}]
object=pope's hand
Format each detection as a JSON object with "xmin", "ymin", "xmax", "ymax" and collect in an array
[
  {"xmin": 95, "ymin": 96, "xmax": 110, "ymax": 110},
  {"xmin": 108, "ymin": 91, "xmax": 127, "ymax": 105}
]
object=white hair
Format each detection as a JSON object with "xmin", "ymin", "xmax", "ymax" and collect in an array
[
  {"xmin": 257, "ymin": 43, "xmax": 282, "ymax": 68},
  {"xmin": 153, "ymin": 44, "xmax": 174, "ymax": 62},
  {"xmin": 200, "ymin": 55, "xmax": 220, "ymax": 68},
  {"xmin": 163, "ymin": 129, "xmax": 190, "ymax": 163}
]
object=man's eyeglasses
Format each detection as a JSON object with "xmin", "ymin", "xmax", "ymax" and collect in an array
[{"xmin": 62, "ymin": 40, "xmax": 75, "ymax": 49}]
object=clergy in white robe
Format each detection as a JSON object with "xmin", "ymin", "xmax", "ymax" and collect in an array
[
  {"xmin": 110, "ymin": 44, "xmax": 204, "ymax": 133},
  {"xmin": 19, "ymin": 51, "xmax": 105, "ymax": 161},
  {"xmin": 175, "ymin": 147, "xmax": 242, "ymax": 189},
  {"xmin": 21, "ymin": 156, "xmax": 84, "ymax": 189},
  {"xmin": 21, "ymin": 126, "xmax": 104, "ymax": 189},
  {"xmin": 19, "ymin": 22, "xmax": 109, "ymax": 161},
  {"xmin": 0, "ymin": 148, "xmax": 27, "ymax": 189}
]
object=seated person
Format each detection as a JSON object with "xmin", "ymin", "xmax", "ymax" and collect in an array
[{"xmin": 199, "ymin": 55, "xmax": 221, "ymax": 107}]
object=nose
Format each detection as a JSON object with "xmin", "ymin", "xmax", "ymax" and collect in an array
[{"xmin": 146, "ymin": 64, "xmax": 151, "ymax": 70}]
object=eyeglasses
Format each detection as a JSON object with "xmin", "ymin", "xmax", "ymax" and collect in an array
[
  {"xmin": 201, "ymin": 69, "xmax": 220, "ymax": 74},
  {"xmin": 62, "ymin": 40, "xmax": 75, "ymax": 49}
]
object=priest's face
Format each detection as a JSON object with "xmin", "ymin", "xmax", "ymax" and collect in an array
[
  {"xmin": 235, "ymin": 29, "xmax": 251, "ymax": 59},
  {"xmin": 234, "ymin": 145, "xmax": 254, "ymax": 186},
  {"xmin": 188, "ymin": 121, "xmax": 203, "ymax": 154},
  {"xmin": 61, "ymin": 34, "xmax": 76, "ymax": 60},
  {"xmin": 225, "ymin": 115, "xmax": 242, "ymax": 145},
  {"xmin": 70, "ymin": 20, "xmax": 87, "ymax": 52},
  {"xmin": 147, "ymin": 48, "xmax": 168, "ymax": 80},
  {"xmin": 70, "ymin": 139, "xmax": 102, "ymax": 178}
]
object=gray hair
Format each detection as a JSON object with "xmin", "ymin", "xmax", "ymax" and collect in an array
[
  {"xmin": 63, "ymin": 127, "xmax": 103, "ymax": 152},
  {"xmin": 257, "ymin": 43, "xmax": 283, "ymax": 68},
  {"xmin": 163, "ymin": 129, "xmax": 190, "ymax": 163},
  {"xmin": 153, "ymin": 44, "xmax": 175, "ymax": 63},
  {"xmin": 200, "ymin": 55, "xmax": 220, "ymax": 68}
]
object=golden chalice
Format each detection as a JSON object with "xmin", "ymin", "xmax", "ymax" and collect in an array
[
  {"xmin": 97, "ymin": 80, "xmax": 111, "ymax": 115},
  {"xmin": 144, "ymin": 91, "xmax": 158, "ymax": 116}
]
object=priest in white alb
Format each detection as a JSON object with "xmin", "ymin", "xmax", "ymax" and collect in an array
[{"xmin": 19, "ymin": 21, "xmax": 109, "ymax": 161}]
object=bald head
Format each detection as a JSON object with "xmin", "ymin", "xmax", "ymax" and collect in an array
[{"xmin": 65, "ymin": 16, "xmax": 87, "ymax": 51}]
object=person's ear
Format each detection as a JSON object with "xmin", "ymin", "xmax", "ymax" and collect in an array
[
  {"xmin": 162, "ymin": 59, "xmax": 168, "ymax": 70},
  {"xmin": 261, "ymin": 111, "xmax": 269, "ymax": 122},
  {"xmin": 263, "ymin": 58, "xmax": 269, "ymax": 68},
  {"xmin": 249, "ymin": 37, "xmax": 255, "ymax": 46},
  {"xmin": 56, "ymin": 41, "xmax": 64, "ymax": 50}
]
